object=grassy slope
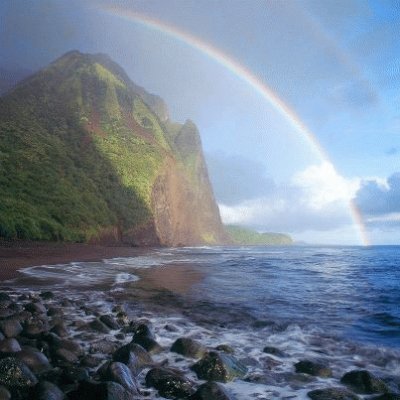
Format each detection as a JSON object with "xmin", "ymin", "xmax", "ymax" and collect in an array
[
  {"xmin": 226, "ymin": 225, "xmax": 293, "ymax": 245},
  {"xmin": 0, "ymin": 53, "xmax": 167, "ymax": 241}
]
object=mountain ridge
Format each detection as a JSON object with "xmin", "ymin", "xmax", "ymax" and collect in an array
[{"xmin": 0, "ymin": 51, "xmax": 226, "ymax": 246}]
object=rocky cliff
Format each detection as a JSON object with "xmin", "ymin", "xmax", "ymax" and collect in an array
[{"xmin": 0, "ymin": 51, "xmax": 226, "ymax": 246}]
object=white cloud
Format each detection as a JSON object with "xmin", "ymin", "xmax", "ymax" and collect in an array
[{"xmin": 219, "ymin": 162, "xmax": 362, "ymax": 241}]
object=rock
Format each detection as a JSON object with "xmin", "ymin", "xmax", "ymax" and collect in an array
[
  {"xmin": 0, "ymin": 338, "xmax": 21, "ymax": 353},
  {"xmin": 0, "ymin": 357, "xmax": 38, "ymax": 388},
  {"xmin": 50, "ymin": 323, "xmax": 69, "ymax": 338},
  {"xmin": 101, "ymin": 362, "xmax": 139, "ymax": 394},
  {"xmin": 113, "ymin": 342, "xmax": 153, "ymax": 375},
  {"xmin": 146, "ymin": 367, "xmax": 196, "ymax": 399},
  {"xmin": 39, "ymin": 291, "xmax": 55, "ymax": 300},
  {"xmin": 23, "ymin": 316, "xmax": 50, "ymax": 337},
  {"xmin": 134, "ymin": 323, "xmax": 155, "ymax": 339},
  {"xmin": 54, "ymin": 348, "xmax": 79, "ymax": 363},
  {"xmin": 295, "ymin": 360, "xmax": 332, "ymax": 378},
  {"xmin": 47, "ymin": 308, "xmax": 63, "ymax": 318},
  {"xmin": 0, "ymin": 294, "xmax": 11, "ymax": 302},
  {"xmin": 0, "ymin": 309, "xmax": 16, "ymax": 319},
  {"xmin": 89, "ymin": 319, "xmax": 110, "ymax": 334},
  {"xmin": 0, "ymin": 319, "xmax": 23, "ymax": 338},
  {"xmin": 25, "ymin": 302, "xmax": 47, "ymax": 314},
  {"xmin": 70, "ymin": 380, "xmax": 133, "ymax": 400},
  {"xmin": 0, "ymin": 386, "xmax": 10, "ymax": 400},
  {"xmin": 99, "ymin": 315, "xmax": 120, "ymax": 330},
  {"xmin": 15, "ymin": 346, "xmax": 51, "ymax": 373},
  {"xmin": 191, "ymin": 351, "xmax": 248, "ymax": 382},
  {"xmin": 371, "ymin": 395, "xmax": 400, "ymax": 400},
  {"xmin": 32, "ymin": 380, "xmax": 65, "ymax": 400},
  {"xmin": 61, "ymin": 366, "xmax": 90, "ymax": 383},
  {"xmin": 308, "ymin": 387, "xmax": 361, "ymax": 400},
  {"xmin": 81, "ymin": 355, "xmax": 102, "ymax": 368},
  {"xmin": 341, "ymin": 370, "xmax": 388, "ymax": 394},
  {"xmin": 55, "ymin": 338, "xmax": 84, "ymax": 357},
  {"xmin": 89, "ymin": 340, "xmax": 118, "ymax": 355},
  {"xmin": 131, "ymin": 323, "xmax": 162, "ymax": 354},
  {"xmin": 263, "ymin": 346, "xmax": 286, "ymax": 357},
  {"xmin": 215, "ymin": 345, "xmax": 235, "ymax": 354},
  {"xmin": 171, "ymin": 338, "xmax": 207, "ymax": 359},
  {"xmin": 191, "ymin": 381, "xmax": 235, "ymax": 400}
]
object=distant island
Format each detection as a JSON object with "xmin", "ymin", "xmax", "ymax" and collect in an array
[{"xmin": 225, "ymin": 225, "xmax": 293, "ymax": 245}]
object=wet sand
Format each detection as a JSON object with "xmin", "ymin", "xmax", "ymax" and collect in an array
[{"xmin": 0, "ymin": 241, "xmax": 147, "ymax": 281}]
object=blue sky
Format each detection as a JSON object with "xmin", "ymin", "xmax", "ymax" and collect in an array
[{"xmin": 1, "ymin": 0, "xmax": 399, "ymax": 244}]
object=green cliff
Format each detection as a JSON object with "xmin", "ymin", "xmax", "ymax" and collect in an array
[
  {"xmin": 0, "ymin": 51, "xmax": 226, "ymax": 246},
  {"xmin": 226, "ymin": 225, "xmax": 293, "ymax": 245}
]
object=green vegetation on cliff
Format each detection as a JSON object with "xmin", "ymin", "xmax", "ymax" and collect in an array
[
  {"xmin": 0, "ymin": 51, "xmax": 225, "ymax": 245},
  {"xmin": 226, "ymin": 225, "xmax": 293, "ymax": 245}
]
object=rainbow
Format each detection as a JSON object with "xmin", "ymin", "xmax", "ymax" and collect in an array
[{"xmin": 98, "ymin": 4, "xmax": 370, "ymax": 246}]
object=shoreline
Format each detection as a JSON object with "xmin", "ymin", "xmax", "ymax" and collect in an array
[{"xmin": 0, "ymin": 240, "xmax": 149, "ymax": 281}]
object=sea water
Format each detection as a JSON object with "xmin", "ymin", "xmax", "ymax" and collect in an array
[{"xmin": 7, "ymin": 245, "xmax": 400, "ymax": 398}]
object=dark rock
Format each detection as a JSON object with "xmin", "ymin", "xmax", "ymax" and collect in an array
[
  {"xmin": 0, "ymin": 319, "xmax": 23, "ymax": 338},
  {"xmin": 23, "ymin": 316, "xmax": 50, "ymax": 337},
  {"xmin": 215, "ymin": 345, "xmax": 235, "ymax": 354},
  {"xmin": 54, "ymin": 338, "xmax": 84, "ymax": 357},
  {"xmin": 50, "ymin": 323, "xmax": 69, "ymax": 338},
  {"xmin": 134, "ymin": 323, "xmax": 154, "ymax": 339},
  {"xmin": 308, "ymin": 387, "xmax": 361, "ymax": 400},
  {"xmin": 89, "ymin": 319, "xmax": 110, "ymax": 334},
  {"xmin": 32, "ymin": 380, "xmax": 64, "ymax": 400},
  {"xmin": 341, "ymin": 370, "xmax": 388, "ymax": 394},
  {"xmin": 0, "ymin": 294, "xmax": 11, "ymax": 302},
  {"xmin": 146, "ymin": 367, "xmax": 196, "ymax": 399},
  {"xmin": 295, "ymin": 360, "xmax": 332, "ymax": 378},
  {"xmin": 25, "ymin": 302, "xmax": 47, "ymax": 314},
  {"xmin": 115, "ymin": 312, "xmax": 129, "ymax": 326},
  {"xmin": 81, "ymin": 355, "xmax": 102, "ymax": 368},
  {"xmin": 0, "ymin": 386, "xmax": 10, "ymax": 400},
  {"xmin": 164, "ymin": 324, "xmax": 178, "ymax": 332},
  {"xmin": 90, "ymin": 340, "xmax": 118, "ymax": 355},
  {"xmin": 47, "ymin": 308, "xmax": 63, "ymax": 318},
  {"xmin": 61, "ymin": 366, "xmax": 90, "ymax": 383},
  {"xmin": 191, "ymin": 351, "xmax": 248, "ymax": 382},
  {"xmin": 70, "ymin": 380, "xmax": 133, "ymax": 400},
  {"xmin": 0, "ymin": 357, "xmax": 38, "ymax": 388},
  {"xmin": 0, "ymin": 309, "xmax": 16, "ymax": 319},
  {"xmin": 371, "ymin": 395, "xmax": 400, "ymax": 400},
  {"xmin": 15, "ymin": 346, "xmax": 51, "ymax": 373},
  {"xmin": 0, "ymin": 338, "xmax": 21, "ymax": 353},
  {"xmin": 99, "ymin": 315, "xmax": 120, "ymax": 330},
  {"xmin": 101, "ymin": 362, "xmax": 139, "ymax": 394},
  {"xmin": 263, "ymin": 346, "xmax": 286, "ymax": 357},
  {"xmin": 54, "ymin": 348, "xmax": 79, "ymax": 364},
  {"xmin": 131, "ymin": 335, "xmax": 162, "ymax": 354},
  {"xmin": 191, "ymin": 381, "xmax": 235, "ymax": 400},
  {"xmin": 171, "ymin": 338, "xmax": 207, "ymax": 359},
  {"xmin": 40, "ymin": 291, "xmax": 55, "ymax": 300},
  {"xmin": 113, "ymin": 342, "xmax": 153, "ymax": 375}
]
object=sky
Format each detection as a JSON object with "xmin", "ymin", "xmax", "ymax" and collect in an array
[{"xmin": 0, "ymin": 0, "xmax": 399, "ymax": 245}]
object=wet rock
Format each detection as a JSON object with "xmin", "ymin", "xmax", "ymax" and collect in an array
[
  {"xmin": 171, "ymin": 338, "xmax": 207, "ymax": 359},
  {"xmin": 308, "ymin": 387, "xmax": 361, "ymax": 400},
  {"xmin": 0, "ymin": 294, "xmax": 11, "ymax": 302},
  {"xmin": 0, "ymin": 357, "xmax": 38, "ymax": 388},
  {"xmin": 100, "ymin": 362, "xmax": 139, "ymax": 394},
  {"xmin": 215, "ymin": 345, "xmax": 234, "ymax": 354},
  {"xmin": 0, "ymin": 309, "xmax": 17, "ymax": 319},
  {"xmin": 47, "ymin": 308, "xmax": 63, "ymax": 318},
  {"xmin": 0, "ymin": 386, "xmax": 10, "ymax": 400},
  {"xmin": 99, "ymin": 315, "xmax": 120, "ymax": 330},
  {"xmin": 15, "ymin": 346, "xmax": 51, "ymax": 373},
  {"xmin": 81, "ymin": 355, "xmax": 102, "ymax": 368},
  {"xmin": 61, "ymin": 366, "xmax": 90, "ymax": 383},
  {"xmin": 0, "ymin": 338, "xmax": 21, "ymax": 353},
  {"xmin": 39, "ymin": 291, "xmax": 55, "ymax": 300},
  {"xmin": 113, "ymin": 342, "xmax": 153, "ymax": 375},
  {"xmin": 89, "ymin": 319, "xmax": 110, "ymax": 334},
  {"xmin": 131, "ymin": 324, "xmax": 162, "ymax": 354},
  {"xmin": 115, "ymin": 312, "xmax": 129, "ymax": 326},
  {"xmin": 341, "ymin": 370, "xmax": 388, "ymax": 394},
  {"xmin": 25, "ymin": 302, "xmax": 47, "ymax": 315},
  {"xmin": 70, "ymin": 380, "xmax": 133, "ymax": 400},
  {"xmin": 54, "ymin": 348, "xmax": 79, "ymax": 364},
  {"xmin": 191, "ymin": 351, "xmax": 248, "ymax": 382},
  {"xmin": 50, "ymin": 322, "xmax": 69, "ymax": 338},
  {"xmin": 371, "ymin": 395, "xmax": 400, "ymax": 400},
  {"xmin": 23, "ymin": 316, "xmax": 50, "ymax": 337},
  {"xmin": 32, "ymin": 380, "xmax": 64, "ymax": 400},
  {"xmin": 90, "ymin": 340, "xmax": 118, "ymax": 355},
  {"xmin": 53, "ymin": 338, "xmax": 84, "ymax": 357},
  {"xmin": 164, "ymin": 324, "xmax": 178, "ymax": 332},
  {"xmin": 146, "ymin": 367, "xmax": 196, "ymax": 399},
  {"xmin": 263, "ymin": 346, "xmax": 286, "ymax": 357},
  {"xmin": 295, "ymin": 360, "xmax": 332, "ymax": 378},
  {"xmin": 0, "ymin": 319, "xmax": 23, "ymax": 338},
  {"xmin": 191, "ymin": 381, "xmax": 235, "ymax": 400}
]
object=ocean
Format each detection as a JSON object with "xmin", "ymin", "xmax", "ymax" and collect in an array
[{"xmin": 6, "ymin": 245, "xmax": 400, "ymax": 398}]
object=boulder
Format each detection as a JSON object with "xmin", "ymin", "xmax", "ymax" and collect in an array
[
  {"xmin": 113, "ymin": 342, "xmax": 153, "ymax": 375},
  {"xmin": 307, "ymin": 387, "xmax": 361, "ymax": 400},
  {"xmin": 100, "ymin": 362, "xmax": 139, "ymax": 394},
  {"xmin": 131, "ymin": 323, "xmax": 162, "ymax": 354},
  {"xmin": 0, "ymin": 338, "xmax": 21, "ymax": 353},
  {"xmin": 341, "ymin": 370, "xmax": 388, "ymax": 394},
  {"xmin": 371, "ymin": 395, "xmax": 400, "ymax": 400},
  {"xmin": 295, "ymin": 360, "xmax": 332, "ymax": 378},
  {"xmin": 0, "ymin": 319, "xmax": 23, "ymax": 338},
  {"xmin": 0, "ymin": 357, "xmax": 38, "ymax": 388},
  {"xmin": 171, "ymin": 338, "xmax": 207, "ymax": 359},
  {"xmin": 99, "ymin": 315, "xmax": 120, "ymax": 330},
  {"xmin": 191, "ymin": 351, "xmax": 247, "ymax": 382},
  {"xmin": 15, "ymin": 346, "xmax": 51, "ymax": 373},
  {"xmin": 25, "ymin": 302, "xmax": 47, "ymax": 315},
  {"xmin": 262, "ymin": 346, "xmax": 286, "ymax": 357},
  {"xmin": 70, "ymin": 380, "xmax": 133, "ymax": 400},
  {"xmin": 146, "ymin": 367, "xmax": 196, "ymax": 399},
  {"xmin": 191, "ymin": 381, "xmax": 235, "ymax": 400},
  {"xmin": 0, "ymin": 386, "xmax": 10, "ymax": 400},
  {"xmin": 89, "ymin": 319, "xmax": 110, "ymax": 334},
  {"xmin": 32, "ymin": 380, "xmax": 64, "ymax": 400},
  {"xmin": 39, "ymin": 291, "xmax": 55, "ymax": 300}
]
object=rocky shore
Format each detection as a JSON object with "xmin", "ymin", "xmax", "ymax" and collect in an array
[{"xmin": 0, "ymin": 287, "xmax": 396, "ymax": 400}]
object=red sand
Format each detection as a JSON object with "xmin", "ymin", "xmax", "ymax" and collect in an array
[{"xmin": 0, "ymin": 241, "xmax": 146, "ymax": 281}]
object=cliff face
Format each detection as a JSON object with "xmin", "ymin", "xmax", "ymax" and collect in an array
[{"xmin": 0, "ymin": 51, "xmax": 225, "ymax": 245}]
